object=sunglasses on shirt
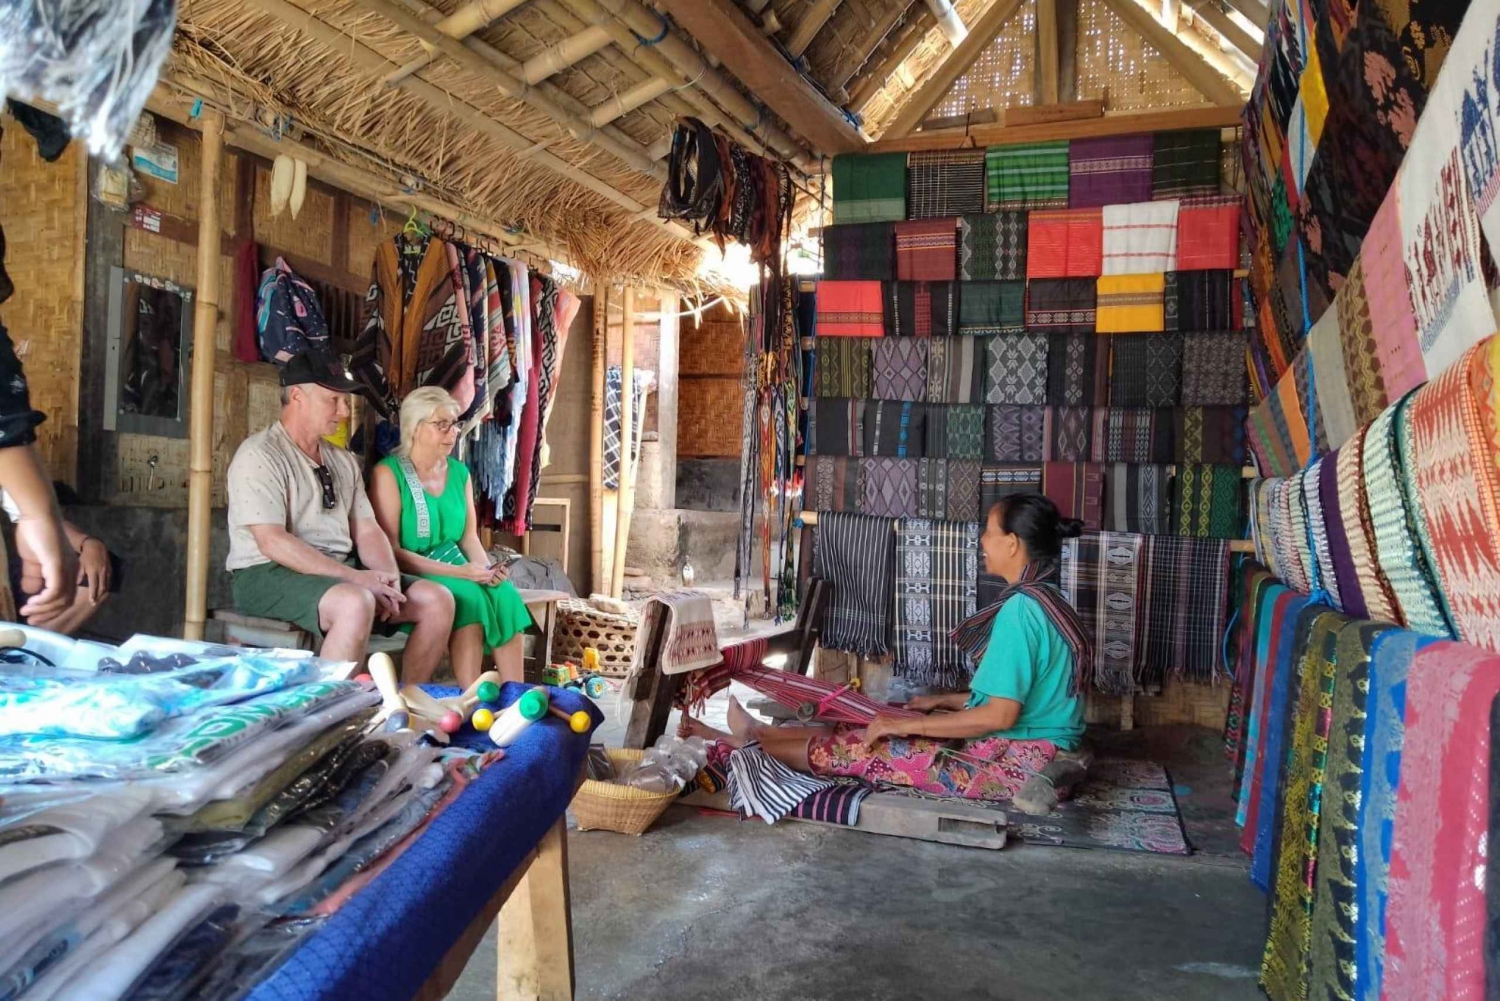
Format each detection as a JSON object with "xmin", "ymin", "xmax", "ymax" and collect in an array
[{"xmin": 314, "ymin": 464, "xmax": 336, "ymax": 510}]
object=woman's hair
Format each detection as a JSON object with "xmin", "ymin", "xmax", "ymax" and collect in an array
[
  {"xmin": 986, "ymin": 493, "xmax": 1084, "ymax": 562},
  {"xmin": 396, "ymin": 386, "xmax": 459, "ymax": 458}
]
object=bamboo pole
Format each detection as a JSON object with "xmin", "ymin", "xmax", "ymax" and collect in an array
[
  {"xmin": 610, "ymin": 288, "xmax": 637, "ymax": 598},
  {"xmin": 183, "ymin": 111, "xmax": 224, "ymax": 641},
  {"xmin": 590, "ymin": 77, "xmax": 673, "ymax": 127},
  {"xmin": 383, "ymin": 0, "xmax": 530, "ymax": 84},
  {"xmin": 520, "ymin": 25, "xmax": 613, "ymax": 84},
  {"xmin": 589, "ymin": 284, "xmax": 609, "ymax": 595}
]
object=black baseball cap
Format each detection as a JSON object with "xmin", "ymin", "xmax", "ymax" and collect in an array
[{"xmin": 280, "ymin": 351, "xmax": 362, "ymax": 393}]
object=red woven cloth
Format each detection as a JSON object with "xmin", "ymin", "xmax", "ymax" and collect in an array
[
  {"xmin": 816, "ymin": 280, "xmax": 885, "ymax": 337},
  {"xmin": 1026, "ymin": 208, "xmax": 1103, "ymax": 278},
  {"xmin": 1042, "ymin": 461, "xmax": 1104, "ymax": 530},
  {"xmin": 894, "ymin": 218, "xmax": 959, "ymax": 281},
  {"xmin": 1175, "ymin": 195, "xmax": 1241, "ymax": 271}
]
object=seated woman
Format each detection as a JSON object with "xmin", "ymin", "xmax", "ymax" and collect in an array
[
  {"xmin": 687, "ymin": 493, "xmax": 1089, "ymax": 803},
  {"xmin": 369, "ymin": 387, "xmax": 533, "ymax": 687}
]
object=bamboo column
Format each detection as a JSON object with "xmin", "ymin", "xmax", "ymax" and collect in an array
[
  {"xmin": 183, "ymin": 110, "xmax": 224, "ymax": 640},
  {"xmin": 609, "ymin": 288, "xmax": 637, "ymax": 599},
  {"xmin": 589, "ymin": 283, "xmax": 608, "ymax": 595}
]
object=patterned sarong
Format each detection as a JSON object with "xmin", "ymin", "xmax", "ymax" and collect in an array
[
  {"xmin": 831, "ymin": 152, "xmax": 907, "ymax": 224},
  {"xmin": 1048, "ymin": 405, "xmax": 1093, "ymax": 462},
  {"xmin": 1069, "ymin": 134, "xmax": 1154, "ymax": 207},
  {"xmin": 957, "ymin": 280, "xmax": 1024, "ymax": 333},
  {"xmin": 1173, "ymin": 464, "xmax": 1244, "ymax": 539},
  {"xmin": 1151, "ymin": 129, "xmax": 1222, "ymax": 199},
  {"xmin": 872, "ymin": 338, "xmax": 928, "ymax": 402},
  {"xmin": 807, "ymin": 456, "xmax": 863, "ymax": 513},
  {"xmin": 1095, "ymin": 273, "xmax": 1166, "ymax": 333},
  {"xmin": 807, "ymin": 397, "xmax": 864, "ymax": 456},
  {"xmin": 822, "ymin": 223, "xmax": 894, "ymax": 280},
  {"xmin": 1046, "ymin": 331, "xmax": 1107, "ymax": 405},
  {"xmin": 980, "ymin": 463, "xmax": 1043, "ymax": 512},
  {"xmin": 985, "ymin": 405, "xmax": 1047, "ymax": 462},
  {"xmin": 984, "ymin": 332, "xmax": 1049, "ymax": 405},
  {"xmin": 926, "ymin": 336, "xmax": 984, "ymax": 403},
  {"xmin": 1165, "ymin": 269, "xmax": 1239, "ymax": 332},
  {"xmin": 927, "ymin": 403, "xmax": 985, "ymax": 460},
  {"xmin": 1101, "ymin": 200, "xmax": 1179, "ymax": 275},
  {"xmin": 1104, "ymin": 463, "xmax": 1170, "ymax": 534},
  {"xmin": 893, "ymin": 518, "xmax": 979, "ymax": 687},
  {"xmin": 1059, "ymin": 531, "xmax": 1143, "ymax": 695},
  {"xmin": 1175, "ymin": 195, "xmax": 1241, "ymax": 270},
  {"xmin": 816, "ymin": 280, "xmax": 885, "ymax": 337},
  {"xmin": 985, "ymin": 141, "xmax": 1069, "ymax": 210},
  {"xmin": 1175, "ymin": 405, "xmax": 1245, "ymax": 464},
  {"xmin": 863, "ymin": 400, "xmax": 926, "ymax": 458},
  {"xmin": 863, "ymin": 457, "xmax": 919, "ymax": 517},
  {"xmin": 907, "ymin": 150, "xmax": 985, "ymax": 219},
  {"xmin": 1042, "ymin": 462, "xmax": 1103, "ymax": 530},
  {"xmin": 1025, "ymin": 277, "xmax": 1097, "ymax": 334},
  {"xmin": 1099, "ymin": 407, "xmax": 1175, "ymax": 463},
  {"xmin": 958, "ymin": 212, "xmax": 1027, "ymax": 280},
  {"xmin": 894, "ymin": 218, "xmax": 959, "ymax": 281},
  {"xmin": 813, "ymin": 512, "xmax": 896, "ymax": 657},
  {"xmin": 814, "ymin": 336, "xmax": 872, "ymax": 398},
  {"xmin": 1026, "ymin": 208, "xmax": 1104, "ymax": 278},
  {"xmin": 1138, "ymin": 535, "xmax": 1231, "ymax": 685},
  {"xmin": 1180, "ymin": 331, "xmax": 1248, "ymax": 406},
  {"xmin": 1108, "ymin": 333, "xmax": 1182, "ymax": 407}
]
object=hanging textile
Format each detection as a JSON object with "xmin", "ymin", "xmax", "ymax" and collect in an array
[
  {"xmin": 815, "ymin": 280, "xmax": 885, "ymax": 336},
  {"xmin": 601, "ymin": 365, "xmax": 651, "ymax": 490},
  {"xmin": 985, "ymin": 405, "xmax": 1047, "ymax": 462},
  {"xmin": 907, "ymin": 149, "xmax": 986, "ymax": 218},
  {"xmin": 1095, "ymin": 273, "xmax": 1166, "ymax": 333},
  {"xmin": 1174, "ymin": 195, "xmax": 1242, "ymax": 270},
  {"xmin": 1041, "ymin": 462, "xmax": 1104, "ymax": 530},
  {"xmin": 1137, "ymin": 535, "xmax": 1231, "ymax": 686},
  {"xmin": 814, "ymin": 336, "xmax": 873, "ymax": 398},
  {"xmin": 813, "ymin": 512, "xmax": 896, "ymax": 657},
  {"xmin": 893, "ymin": 218, "xmax": 959, "ymax": 281},
  {"xmin": 1059, "ymin": 531, "xmax": 1144, "ymax": 696},
  {"xmin": 946, "ymin": 459, "xmax": 982, "ymax": 522},
  {"xmin": 957, "ymin": 280, "xmax": 1025, "ymax": 333},
  {"xmin": 1306, "ymin": 308, "xmax": 1358, "ymax": 448},
  {"xmin": 1172, "ymin": 464, "xmax": 1244, "ymax": 539},
  {"xmin": 1174, "ymin": 405, "xmax": 1246, "ymax": 464},
  {"xmin": 958, "ymin": 211, "xmax": 1027, "ymax": 280},
  {"xmin": 1098, "ymin": 407, "xmax": 1176, "ymax": 463},
  {"xmin": 1046, "ymin": 331, "xmax": 1107, "ymax": 406},
  {"xmin": 1180, "ymin": 331, "xmax": 1248, "ymax": 406},
  {"xmin": 1101, "ymin": 200, "xmax": 1179, "ymax": 275},
  {"xmin": 863, "ymin": 458, "xmax": 919, "ymax": 518},
  {"xmin": 871, "ymin": 338, "xmax": 928, "ymax": 402},
  {"xmin": 807, "ymin": 456, "xmax": 864, "ymax": 513},
  {"xmin": 1025, "ymin": 208, "xmax": 1104, "ymax": 278},
  {"xmin": 1104, "ymin": 463, "xmax": 1171, "ymax": 534},
  {"xmin": 884, "ymin": 280, "xmax": 960, "ymax": 338},
  {"xmin": 928, "ymin": 403, "xmax": 985, "ymax": 460},
  {"xmin": 980, "ymin": 464, "xmax": 1044, "ymax": 511},
  {"xmin": 1333, "ymin": 255, "xmax": 1390, "ymax": 428},
  {"xmin": 863, "ymin": 400, "xmax": 926, "ymax": 457},
  {"xmin": 893, "ymin": 518, "xmax": 979, "ymax": 687},
  {"xmin": 1049, "ymin": 405, "xmax": 1094, "ymax": 462},
  {"xmin": 1025, "ymin": 277, "xmax": 1097, "ymax": 334},
  {"xmin": 926, "ymin": 336, "xmax": 985, "ymax": 403},
  {"xmin": 1151, "ymin": 129, "xmax": 1222, "ymax": 199},
  {"xmin": 821, "ymin": 223, "xmax": 895, "ymax": 280},
  {"xmin": 984, "ymin": 333, "xmax": 1049, "ymax": 405},
  {"xmin": 807, "ymin": 397, "xmax": 865, "ymax": 456},
  {"xmin": 1165, "ymin": 270, "xmax": 1239, "ymax": 332},
  {"xmin": 1107, "ymin": 333, "xmax": 1183, "ymax": 408},
  {"xmin": 986, "ymin": 141, "xmax": 1070, "ymax": 210},
  {"xmin": 1069, "ymin": 134, "xmax": 1154, "ymax": 208},
  {"xmin": 1362, "ymin": 187, "xmax": 1427, "ymax": 401},
  {"xmin": 830, "ymin": 152, "xmax": 908, "ymax": 224}
]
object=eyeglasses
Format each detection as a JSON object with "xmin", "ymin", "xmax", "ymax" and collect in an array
[
  {"xmin": 427, "ymin": 419, "xmax": 461, "ymax": 433},
  {"xmin": 314, "ymin": 464, "xmax": 336, "ymax": 510}
]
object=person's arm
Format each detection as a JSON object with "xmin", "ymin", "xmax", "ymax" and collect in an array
[
  {"xmin": 248, "ymin": 524, "xmax": 370, "ymax": 580},
  {"xmin": 367, "ymin": 464, "xmax": 474, "ymax": 579},
  {"xmin": 59, "ymin": 520, "xmax": 110, "ymax": 606},
  {"xmin": 865, "ymin": 699, "xmax": 1021, "ymax": 745},
  {"xmin": 906, "ymin": 692, "xmax": 970, "ymax": 712},
  {"xmin": 458, "ymin": 470, "xmax": 504, "ymax": 583},
  {"xmin": 0, "ymin": 445, "xmax": 76, "ymax": 621}
]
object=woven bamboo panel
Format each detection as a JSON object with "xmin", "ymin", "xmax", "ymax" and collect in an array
[
  {"xmin": 122, "ymin": 230, "xmax": 240, "ymax": 355},
  {"xmin": 932, "ymin": 0, "xmax": 1039, "ymax": 118},
  {"xmin": 0, "ymin": 124, "xmax": 85, "ymax": 486},
  {"xmin": 132, "ymin": 121, "xmax": 241, "ymax": 238},
  {"xmin": 1084, "ymin": 678, "xmax": 1231, "ymax": 729},
  {"xmin": 246, "ymin": 373, "xmax": 283, "ymax": 436},
  {"xmin": 680, "ymin": 308, "xmax": 745, "ymax": 377},
  {"xmin": 347, "ymin": 204, "xmax": 402, "ymax": 279},
  {"xmin": 552, "ymin": 597, "xmax": 639, "ymax": 677},
  {"xmin": 252, "ymin": 163, "xmax": 335, "ymax": 265},
  {"xmin": 678, "ymin": 378, "xmax": 744, "ymax": 458},
  {"xmin": 1076, "ymin": 0, "xmax": 1205, "ymax": 112}
]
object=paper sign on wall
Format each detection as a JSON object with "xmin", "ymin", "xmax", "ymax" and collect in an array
[{"xmin": 132, "ymin": 141, "xmax": 179, "ymax": 184}]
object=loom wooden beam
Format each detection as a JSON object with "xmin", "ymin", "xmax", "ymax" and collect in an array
[
  {"xmin": 1096, "ymin": 0, "xmax": 1244, "ymax": 106},
  {"xmin": 852, "ymin": 104, "xmax": 1242, "ymax": 154},
  {"xmin": 1186, "ymin": 0, "xmax": 1263, "ymax": 62},
  {"xmin": 655, "ymin": 0, "xmax": 868, "ymax": 155},
  {"xmin": 1037, "ymin": 0, "xmax": 1060, "ymax": 105},
  {"xmin": 848, "ymin": 7, "xmax": 935, "ymax": 114},
  {"xmin": 786, "ymin": 0, "xmax": 844, "ymax": 58},
  {"xmin": 832, "ymin": 0, "xmax": 922, "ymax": 95},
  {"xmin": 883, "ymin": 0, "xmax": 1027, "ymax": 137},
  {"xmin": 383, "ymin": 0, "xmax": 530, "ymax": 85}
]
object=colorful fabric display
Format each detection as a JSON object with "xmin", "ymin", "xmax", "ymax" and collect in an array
[
  {"xmin": 1174, "ymin": 195, "xmax": 1241, "ymax": 270},
  {"xmin": 980, "ymin": 463, "xmax": 1044, "ymax": 512},
  {"xmin": 884, "ymin": 280, "xmax": 959, "ymax": 338},
  {"xmin": 830, "ymin": 152, "xmax": 907, "ymax": 224},
  {"xmin": 957, "ymin": 280, "xmax": 1024, "ymax": 333},
  {"xmin": 1105, "ymin": 463, "xmax": 1171, "ymax": 534},
  {"xmin": 1245, "ymin": 373, "xmax": 1304, "ymax": 477},
  {"xmin": 958, "ymin": 212, "xmax": 1027, "ymax": 280},
  {"xmin": 1304, "ymin": 458, "xmax": 1344, "ymax": 612},
  {"xmin": 1108, "ymin": 333, "xmax": 1182, "ymax": 407},
  {"xmin": 1042, "ymin": 462, "xmax": 1104, "ymax": 530},
  {"xmin": 927, "ymin": 336, "xmax": 985, "ymax": 403},
  {"xmin": 945, "ymin": 459, "xmax": 983, "ymax": 522},
  {"xmin": 808, "ymin": 397, "xmax": 865, "ymax": 456},
  {"xmin": 812, "ymin": 512, "xmax": 896, "ymax": 656},
  {"xmin": 1362, "ymin": 186, "xmax": 1427, "ymax": 401},
  {"xmin": 1137, "ymin": 535, "xmax": 1231, "ymax": 685},
  {"xmin": 893, "ymin": 518, "xmax": 979, "ymax": 687},
  {"xmin": 985, "ymin": 405, "xmax": 1047, "ymax": 462},
  {"xmin": 985, "ymin": 141, "xmax": 1070, "ymax": 210},
  {"xmin": 1049, "ymin": 405, "xmax": 1094, "ymax": 462},
  {"xmin": 872, "ymin": 338, "xmax": 928, "ymax": 401},
  {"xmin": 1025, "ymin": 277, "xmax": 1097, "ymax": 334},
  {"xmin": 1164, "ymin": 270, "xmax": 1239, "ymax": 332},
  {"xmin": 1059, "ymin": 531, "xmax": 1143, "ymax": 695},
  {"xmin": 894, "ymin": 218, "xmax": 959, "ymax": 281},
  {"xmin": 907, "ymin": 149, "xmax": 986, "ymax": 219},
  {"xmin": 1098, "ymin": 407, "xmax": 1176, "ymax": 463},
  {"xmin": 1307, "ymin": 308, "xmax": 1358, "ymax": 449},
  {"xmin": 1173, "ymin": 464, "xmax": 1244, "ymax": 539},
  {"xmin": 815, "ymin": 280, "xmax": 885, "ymax": 337},
  {"xmin": 1069, "ymin": 134, "xmax": 1154, "ymax": 207},
  {"xmin": 1046, "ymin": 331, "xmax": 1108, "ymax": 406},
  {"xmin": 864, "ymin": 457, "xmax": 919, "ymax": 517},
  {"xmin": 821, "ymin": 223, "xmax": 894, "ymax": 280},
  {"xmin": 1333, "ymin": 256, "xmax": 1391, "ymax": 428},
  {"xmin": 984, "ymin": 332, "xmax": 1049, "ymax": 405},
  {"xmin": 814, "ymin": 336, "xmax": 872, "ymax": 398},
  {"xmin": 1175, "ymin": 405, "xmax": 1246, "ymax": 464},
  {"xmin": 1318, "ymin": 449, "xmax": 1364, "ymax": 619},
  {"xmin": 1180, "ymin": 331, "xmax": 1248, "ymax": 406},
  {"xmin": 1026, "ymin": 208, "xmax": 1104, "ymax": 278},
  {"xmin": 1338, "ymin": 427, "xmax": 1401, "ymax": 623},
  {"xmin": 1101, "ymin": 200, "xmax": 1179, "ymax": 274},
  {"xmin": 926, "ymin": 403, "xmax": 985, "ymax": 460},
  {"xmin": 1152, "ymin": 129, "xmax": 1222, "ymax": 199},
  {"xmin": 807, "ymin": 456, "xmax": 863, "ymax": 513},
  {"xmin": 863, "ymin": 400, "xmax": 926, "ymax": 458},
  {"xmin": 1095, "ymin": 273, "xmax": 1165, "ymax": 332}
]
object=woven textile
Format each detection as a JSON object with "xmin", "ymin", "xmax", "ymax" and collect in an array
[
  {"xmin": 814, "ymin": 336, "xmax": 872, "ymax": 398},
  {"xmin": 808, "ymin": 397, "xmax": 864, "ymax": 456},
  {"xmin": 958, "ymin": 280, "xmax": 1025, "ymax": 333},
  {"xmin": 1059, "ymin": 532, "xmax": 1143, "ymax": 695},
  {"xmin": 863, "ymin": 400, "xmax": 926, "ymax": 458},
  {"xmin": 1165, "ymin": 269, "xmax": 1238, "ymax": 332},
  {"xmin": 1042, "ymin": 462, "xmax": 1104, "ymax": 530},
  {"xmin": 984, "ymin": 332, "xmax": 1049, "ymax": 405},
  {"xmin": 830, "ymin": 152, "xmax": 906, "ymax": 224},
  {"xmin": 1175, "ymin": 405, "xmax": 1246, "ymax": 464},
  {"xmin": 872, "ymin": 338, "xmax": 929, "ymax": 401},
  {"xmin": 1138, "ymin": 535, "xmax": 1231, "ymax": 685},
  {"xmin": 1100, "ymin": 407, "xmax": 1175, "ymax": 463},
  {"xmin": 894, "ymin": 218, "xmax": 959, "ymax": 281},
  {"xmin": 893, "ymin": 518, "xmax": 979, "ymax": 687},
  {"xmin": 1173, "ymin": 463, "xmax": 1244, "ymax": 539},
  {"xmin": 958, "ymin": 212, "xmax": 1027, "ymax": 280},
  {"xmin": 926, "ymin": 336, "xmax": 984, "ymax": 403},
  {"xmin": 1364, "ymin": 393, "xmax": 1451, "ymax": 637},
  {"xmin": 1069, "ymin": 135, "xmax": 1154, "ymax": 208},
  {"xmin": 602, "ymin": 365, "xmax": 649, "ymax": 488},
  {"xmin": 807, "ymin": 456, "xmax": 863, "ymax": 513},
  {"xmin": 813, "ymin": 512, "xmax": 896, "ymax": 656},
  {"xmin": 1320, "ymin": 447, "xmax": 1364, "ymax": 619},
  {"xmin": 821, "ymin": 223, "xmax": 894, "ymax": 280},
  {"xmin": 1340, "ymin": 426, "xmax": 1400, "ymax": 620},
  {"xmin": 1407, "ymin": 338, "xmax": 1500, "ymax": 651},
  {"xmin": 1175, "ymin": 195, "xmax": 1241, "ymax": 270},
  {"xmin": 632, "ymin": 591, "xmax": 721, "ymax": 676},
  {"xmin": 885, "ymin": 280, "xmax": 959, "ymax": 338},
  {"xmin": 1095, "ymin": 273, "xmax": 1165, "ymax": 333},
  {"xmin": 1335, "ymin": 255, "xmax": 1391, "ymax": 427},
  {"xmin": 1025, "ymin": 277, "xmax": 1097, "ymax": 334},
  {"xmin": 1242, "ymin": 593, "xmax": 1313, "ymax": 861},
  {"xmin": 1152, "ymin": 129, "xmax": 1222, "ymax": 199},
  {"xmin": 1049, "ymin": 405, "xmax": 1093, "ymax": 462},
  {"xmin": 1384, "ymin": 641, "xmax": 1500, "ymax": 1001},
  {"xmin": 1101, "ymin": 200, "xmax": 1179, "ymax": 275},
  {"xmin": 1363, "ymin": 187, "xmax": 1428, "ymax": 401},
  {"xmin": 1307, "ymin": 307, "xmax": 1358, "ymax": 449},
  {"xmin": 980, "ymin": 463, "xmax": 1043, "ymax": 512},
  {"xmin": 1046, "ymin": 331, "xmax": 1107, "ymax": 405},
  {"xmin": 916, "ymin": 458, "xmax": 950, "ymax": 520},
  {"xmin": 927, "ymin": 403, "xmax": 985, "ymax": 460},
  {"xmin": 816, "ymin": 280, "xmax": 884, "ymax": 337},
  {"xmin": 946, "ymin": 459, "xmax": 982, "ymax": 522},
  {"xmin": 907, "ymin": 150, "xmax": 985, "ymax": 219},
  {"xmin": 1026, "ymin": 208, "xmax": 1104, "ymax": 278},
  {"xmin": 985, "ymin": 141, "xmax": 1069, "ymax": 210},
  {"xmin": 1294, "ymin": 347, "xmax": 1330, "ymax": 457},
  {"xmin": 985, "ymin": 404, "xmax": 1047, "ymax": 461},
  {"xmin": 1226, "ymin": 566, "xmax": 1274, "ymax": 790},
  {"xmin": 1246, "ymin": 377, "xmax": 1299, "ymax": 477},
  {"xmin": 1109, "ymin": 333, "xmax": 1182, "ymax": 408},
  {"xmin": 1105, "ymin": 463, "xmax": 1170, "ymax": 534},
  {"xmin": 1305, "ymin": 458, "xmax": 1344, "ymax": 611},
  {"xmin": 1180, "ymin": 331, "xmax": 1248, "ymax": 406}
]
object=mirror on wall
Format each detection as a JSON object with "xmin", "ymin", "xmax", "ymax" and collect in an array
[{"xmin": 104, "ymin": 267, "xmax": 194, "ymax": 438}]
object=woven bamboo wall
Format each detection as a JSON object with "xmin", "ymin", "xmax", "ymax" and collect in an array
[
  {"xmin": 678, "ymin": 302, "xmax": 744, "ymax": 459},
  {"xmin": 0, "ymin": 122, "xmax": 86, "ymax": 486},
  {"xmin": 931, "ymin": 0, "xmax": 1039, "ymax": 118},
  {"xmin": 1084, "ymin": 679, "xmax": 1231, "ymax": 729},
  {"xmin": 1075, "ymin": 0, "xmax": 1206, "ymax": 112}
]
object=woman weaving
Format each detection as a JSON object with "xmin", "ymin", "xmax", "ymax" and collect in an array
[
  {"xmin": 685, "ymin": 494, "xmax": 1089, "ymax": 802},
  {"xmin": 370, "ymin": 387, "xmax": 534, "ymax": 686}
]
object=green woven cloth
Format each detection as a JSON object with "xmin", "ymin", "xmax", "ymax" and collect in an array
[
  {"xmin": 1152, "ymin": 129, "xmax": 1223, "ymax": 199},
  {"xmin": 1172, "ymin": 463, "xmax": 1244, "ymax": 539},
  {"xmin": 815, "ymin": 336, "xmax": 872, "ymax": 398},
  {"xmin": 958, "ymin": 212, "xmax": 1027, "ymax": 281},
  {"xmin": 832, "ymin": 152, "xmax": 907, "ymax": 224},
  {"xmin": 957, "ymin": 280, "xmax": 1025, "ymax": 333},
  {"xmin": 946, "ymin": 404, "xmax": 985, "ymax": 460},
  {"xmin": 985, "ymin": 141, "xmax": 1069, "ymax": 210}
]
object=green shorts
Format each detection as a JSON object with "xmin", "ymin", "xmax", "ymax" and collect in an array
[{"xmin": 231, "ymin": 557, "xmax": 418, "ymax": 640}]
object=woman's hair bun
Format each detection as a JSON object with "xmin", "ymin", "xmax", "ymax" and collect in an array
[{"xmin": 1058, "ymin": 517, "xmax": 1085, "ymax": 540}]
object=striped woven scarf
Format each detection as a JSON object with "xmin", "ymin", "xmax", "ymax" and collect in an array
[{"xmin": 949, "ymin": 559, "xmax": 1093, "ymax": 695}]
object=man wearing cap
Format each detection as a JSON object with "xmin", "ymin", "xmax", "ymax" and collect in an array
[{"xmin": 225, "ymin": 352, "xmax": 454, "ymax": 680}]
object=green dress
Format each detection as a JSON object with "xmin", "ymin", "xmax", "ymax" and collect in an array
[{"xmin": 379, "ymin": 455, "xmax": 533, "ymax": 651}]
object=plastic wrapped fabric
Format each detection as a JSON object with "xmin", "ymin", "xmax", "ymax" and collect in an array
[
  {"xmin": 189, "ymin": 918, "xmax": 325, "ymax": 1001},
  {"xmin": 56, "ymin": 883, "xmax": 223, "ymax": 1000},
  {"xmin": 0, "ymin": 786, "xmax": 151, "ymax": 882},
  {"xmin": 124, "ymin": 902, "xmax": 243, "ymax": 1001},
  {"xmin": 0, "ymin": 0, "xmax": 177, "ymax": 161}
]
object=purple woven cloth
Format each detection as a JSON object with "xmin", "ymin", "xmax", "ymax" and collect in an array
[
  {"xmin": 1069, "ymin": 135, "xmax": 1154, "ymax": 208},
  {"xmin": 1319, "ymin": 446, "xmax": 1365, "ymax": 619}
]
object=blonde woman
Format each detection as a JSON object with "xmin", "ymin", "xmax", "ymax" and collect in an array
[{"xmin": 369, "ymin": 387, "xmax": 532, "ymax": 685}]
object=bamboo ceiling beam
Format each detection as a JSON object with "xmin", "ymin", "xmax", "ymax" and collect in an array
[
  {"xmin": 246, "ymin": 0, "xmax": 691, "ymax": 242},
  {"xmin": 655, "ymin": 0, "xmax": 867, "ymax": 155},
  {"xmin": 1223, "ymin": 0, "xmax": 1269, "ymax": 27},
  {"xmin": 519, "ymin": 24, "xmax": 612, "ymax": 84},
  {"xmin": 831, "ymin": 0, "xmax": 921, "ymax": 95},
  {"xmin": 590, "ymin": 77, "xmax": 672, "ymax": 127},
  {"xmin": 1096, "ymin": 0, "xmax": 1244, "ymax": 105},
  {"xmin": 884, "ymin": 0, "xmax": 1027, "ymax": 137},
  {"xmin": 1186, "ymin": 0, "xmax": 1263, "ymax": 62},
  {"xmin": 785, "ymin": 0, "xmax": 844, "ymax": 59},
  {"xmin": 384, "ymin": 0, "xmax": 531, "ymax": 85},
  {"xmin": 848, "ymin": 104, "xmax": 1243, "ymax": 156},
  {"xmin": 847, "ymin": 7, "xmax": 935, "ymax": 114},
  {"xmin": 1037, "ymin": 0, "xmax": 1060, "ymax": 105}
]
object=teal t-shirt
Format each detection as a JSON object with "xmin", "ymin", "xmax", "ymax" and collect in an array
[{"xmin": 965, "ymin": 593, "xmax": 1085, "ymax": 750}]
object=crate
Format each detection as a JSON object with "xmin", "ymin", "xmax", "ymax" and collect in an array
[{"xmin": 552, "ymin": 598, "xmax": 639, "ymax": 678}]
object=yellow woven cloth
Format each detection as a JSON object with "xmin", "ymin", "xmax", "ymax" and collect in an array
[{"xmin": 1095, "ymin": 273, "xmax": 1165, "ymax": 333}]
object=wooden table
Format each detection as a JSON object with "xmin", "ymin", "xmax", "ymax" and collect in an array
[{"xmin": 518, "ymin": 588, "xmax": 570, "ymax": 673}]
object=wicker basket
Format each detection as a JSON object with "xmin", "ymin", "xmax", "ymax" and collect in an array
[
  {"xmin": 570, "ymin": 749, "xmax": 676, "ymax": 835},
  {"xmin": 553, "ymin": 599, "xmax": 639, "ymax": 678}
]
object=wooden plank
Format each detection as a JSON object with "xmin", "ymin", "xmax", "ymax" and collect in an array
[
  {"xmin": 855, "ymin": 104, "xmax": 1243, "ymax": 154},
  {"xmin": 1187, "ymin": 0, "xmax": 1263, "ymax": 62},
  {"xmin": 1058, "ymin": 0, "xmax": 1078, "ymax": 101},
  {"xmin": 1003, "ymin": 98, "xmax": 1103, "ymax": 126},
  {"xmin": 786, "ymin": 0, "xmax": 844, "ymax": 58},
  {"xmin": 1037, "ymin": 0, "xmax": 1060, "ymax": 105},
  {"xmin": 656, "ymin": 0, "xmax": 867, "ymax": 155},
  {"xmin": 622, "ymin": 606, "xmax": 669, "ymax": 749},
  {"xmin": 884, "ymin": 0, "xmax": 1027, "ymax": 137},
  {"xmin": 498, "ymin": 819, "xmax": 575, "ymax": 1001},
  {"xmin": 77, "ymin": 175, "xmax": 126, "ymax": 504},
  {"xmin": 1095, "ymin": 0, "xmax": 1244, "ymax": 107}
]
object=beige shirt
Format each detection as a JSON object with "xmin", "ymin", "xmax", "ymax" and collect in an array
[{"xmin": 225, "ymin": 421, "xmax": 375, "ymax": 571}]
